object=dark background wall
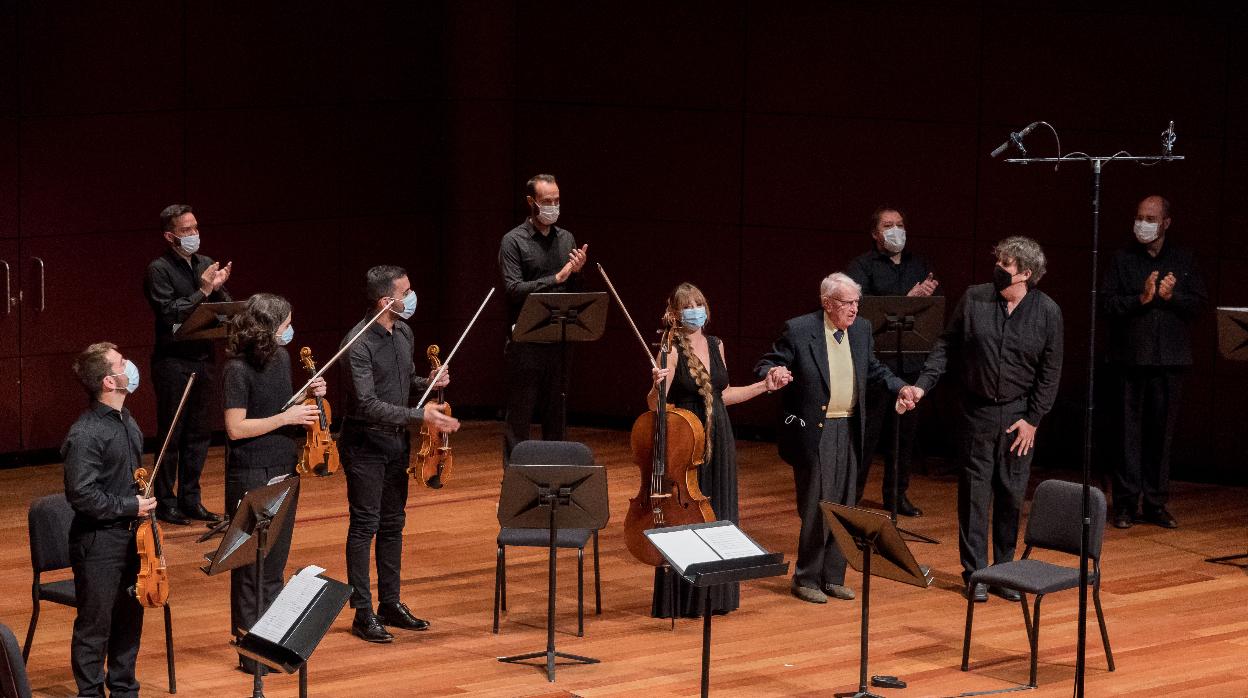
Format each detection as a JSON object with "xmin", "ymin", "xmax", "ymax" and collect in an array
[{"xmin": 1, "ymin": 1, "xmax": 1245, "ymax": 484}]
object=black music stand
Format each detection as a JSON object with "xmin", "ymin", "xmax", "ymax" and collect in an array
[
  {"xmin": 857, "ymin": 296, "xmax": 944, "ymax": 544},
  {"xmin": 497, "ymin": 464, "xmax": 609, "ymax": 682},
  {"xmin": 202, "ymin": 476, "xmax": 300, "ymax": 698},
  {"xmin": 821, "ymin": 502, "xmax": 932, "ymax": 698},
  {"xmin": 645, "ymin": 521, "xmax": 788, "ymax": 698},
  {"xmin": 174, "ymin": 300, "xmax": 247, "ymax": 341},
  {"xmin": 1207, "ymin": 307, "xmax": 1248, "ymax": 567},
  {"xmin": 511, "ymin": 292, "xmax": 609, "ymax": 440}
]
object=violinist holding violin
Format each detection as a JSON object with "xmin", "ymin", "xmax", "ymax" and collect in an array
[
  {"xmin": 63, "ymin": 342, "xmax": 156, "ymax": 698},
  {"xmin": 646, "ymin": 283, "xmax": 790, "ymax": 618},
  {"xmin": 221, "ymin": 293, "xmax": 325, "ymax": 674}
]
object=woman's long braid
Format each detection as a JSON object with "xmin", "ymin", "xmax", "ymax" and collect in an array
[{"xmin": 674, "ymin": 329, "xmax": 715, "ymax": 463}]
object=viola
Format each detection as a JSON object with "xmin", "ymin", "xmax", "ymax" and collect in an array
[
  {"xmin": 412, "ymin": 345, "xmax": 453, "ymax": 488},
  {"xmin": 296, "ymin": 347, "xmax": 339, "ymax": 477}
]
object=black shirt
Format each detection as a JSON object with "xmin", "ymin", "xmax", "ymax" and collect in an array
[
  {"xmin": 144, "ymin": 248, "xmax": 232, "ymax": 361},
  {"xmin": 498, "ymin": 219, "xmax": 582, "ymax": 330},
  {"xmin": 340, "ymin": 318, "xmax": 432, "ymax": 427},
  {"xmin": 222, "ymin": 350, "xmax": 301, "ymax": 470},
  {"xmin": 1100, "ymin": 240, "xmax": 1206, "ymax": 367},
  {"xmin": 916, "ymin": 283, "xmax": 1064, "ymax": 426},
  {"xmin": 62, "ymin": 401, "xmax": 143, "ymax": 526},
  {"xmin": 845, "ymin": 247, "xmax": 941, "ymax": 374}
]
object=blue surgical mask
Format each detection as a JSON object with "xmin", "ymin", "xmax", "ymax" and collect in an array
[
  {"xmin": 177, "ymin": 234, "xmax": 201, "ymax": 255},
  {"xmin": 681, "ymin": 306, "xmax": 707, "ymax": 329},
  {"xmin": 276, "ymin": 324, "xmax": 294, "ymax": 346},
  {"xmin": 110, "ymin": 360, "xmax": 140, "ymax": 394},
  {"xmin": 395, "ymin": 290, "xmax": 417, "ymax": 320}
]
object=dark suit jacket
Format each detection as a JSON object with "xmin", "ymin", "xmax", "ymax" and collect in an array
[{"xmin": 756, "ymin": 312, "xmax": 906, "ymax": 472}]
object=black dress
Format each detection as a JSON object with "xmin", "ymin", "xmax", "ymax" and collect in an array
[{"xmin": 651, "ymin": 335, "xmax": 741, "ymax": 617}]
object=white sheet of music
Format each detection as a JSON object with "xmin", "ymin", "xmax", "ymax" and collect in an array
[
  {"xmin": 248, "ymin": 568, "xmax": 326, "ymax": 644},
  {"xmin": 648, "ymin": 524, "xmax": 765, "ymax": 575},
  {"xmin": 695, "ymin": 525, "xmax": 765, "ymax": 559}
]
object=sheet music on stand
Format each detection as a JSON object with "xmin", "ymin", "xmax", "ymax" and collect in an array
[
  {"xmin": 235, "ymin": 565, "xmax": 351, "ymax": 676},
  {"xmin": 248, "ymin": 566, "xmax": 328, "ymax": 644},
  {"xmin": 646, "ymin": 522, "xmax": 767, "ymax": 577}
]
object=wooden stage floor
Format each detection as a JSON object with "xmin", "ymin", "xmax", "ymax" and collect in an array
[{"xmin": 2, "ymin": 421, "xmax": 1247, "ymax": 697}]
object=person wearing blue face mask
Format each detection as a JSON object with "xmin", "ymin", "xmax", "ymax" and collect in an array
[
  {"xmin": 647, "ymin": 283, "xmax": 789, "ymax": 618},
  {"xmin": 143, "ymin": 204, "xmax": 233, "ymax": 527},
  {"xmin": 62, "ymin": 342, "xmax": 158, "ymax": 697},
  {"xmin": 220, "ymin": 293, "xmax": 326, "ymax": 674}
]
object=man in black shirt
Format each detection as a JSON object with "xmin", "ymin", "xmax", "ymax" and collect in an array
[
  {"xmin": 498, "ymin": 173, "xmax": 588, "ymax": 463},
  {"xmin": 143, "ymin": 204, "xmax": 231, "ymax": 525},
  {"xmin": 902, "ymin": 236, "xmax": 1063, "ymax": 602},
  {"xmin": 63, "ymin": 341, "xmax": 157, "ymax": 698},
  {"xmin": 845, "ymin": 206, "xmax": 940, "ymax": 516},
  {"xmin": 1101, "ymin": 195, "xmax": 1206, "ymax": 530},
  {"xmin": 339, "ymin": 265, "xmax": 459, "ymax": 643}
]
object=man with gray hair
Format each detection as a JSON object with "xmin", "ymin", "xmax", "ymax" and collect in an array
[
  {"xmin": 756, "ymin": 272, "xmax": 911, "ymax": 604},
  {"xmin": 901, "ymin": 236, "xmax": 1063, "ymax": 602}
]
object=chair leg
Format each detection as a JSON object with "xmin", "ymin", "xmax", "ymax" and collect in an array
[
  {"xmin": 163, "ymin": 603, "xmax": 176, "ymax": 694},
  {"xmin": 500, "ymin": 545, "xmax": 507, "ymax": 612},
  {"xmin": 1019, "ymin": 592, "xmax": 1032, "ymax": 640},
  {"xmin": 22, "ymin": 590, "xmax": 39, "ymax": 662},
  {"xmin": 592, "ymin": 530, "xmax": 601, "ymax": 615},
  {"xmin": 1093, "ymin": 581, "xmax": 1115, "ymax": 672},
  {"xmin": 1028, "ymin": 595, "xmax": 1043, "ymax": 688},
  {"xmin": 576, "ymin": 547, "xmax": 585, "ymax": 638},
  {"xmin": 493, "ymin": 544, "xmax": 503, "ymax": 634},
  {"xmin": 961, "ymin": 590, "xmax": 975, "ymax": 670}
]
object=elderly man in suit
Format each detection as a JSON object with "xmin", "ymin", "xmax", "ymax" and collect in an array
[{"xmin": 757, "ymin": 272, "xmax": 913, "ymax": 603}]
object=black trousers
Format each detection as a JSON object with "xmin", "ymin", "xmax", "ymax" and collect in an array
[
  {"xmin": 958, "ymin": 400, "xmax": 1033, "ymax": 583},
  {"xmin": 1114, "ymin": 366, "xmax": 1184, "ymax": 515},
  {"xmin": 341, "ymin": 425, "xmax": 410, "ymax": 611},
  {"xmin": 792, "ymin": 417, "xmax": 857, "ymax": 589},
  {"xmin": 69, "ymin": 526, "xmax": 143, "ymax": 698},
  {"xmin": 502, "ymin": 341, "xmax": 567, "ymax": 464},
  {"xmin": 225, "ymin": 462, "xmax": 297, "ymax": 664},
  {"xmin": 856, "ymin": 373, "xmax": 920, "ymax": 505},
  {"xmin": 152, "ymin": 355, "xmax": 214, "ymax": 511}
]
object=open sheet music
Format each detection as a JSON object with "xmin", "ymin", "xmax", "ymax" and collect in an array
[
  {"xmin": 647, "ymin": 522, "xmax": 766, "ymax": 576},
  {"xmin": 248, "ymin": 566, "xmax": 327, "ymax": 643}
]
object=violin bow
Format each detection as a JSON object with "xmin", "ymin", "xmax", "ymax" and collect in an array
[
  {"xmin": 413, "ymin": 287, "xmax": 495, "ymax": 408},
  {"xmin": 597, "ymin": 263, "xmax": 661, "ymax": 368},
  {"xmin": 144, "ymin": 372, "xmax": 197, "ymax": 498},
  {"xmin": 281, "ymin": 298, "xmax": 398, "ymax": 411}
]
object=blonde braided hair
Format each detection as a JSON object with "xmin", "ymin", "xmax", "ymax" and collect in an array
[{"xmin": 666, "ymin": 283, "xmax": 716, "ymax": 462}]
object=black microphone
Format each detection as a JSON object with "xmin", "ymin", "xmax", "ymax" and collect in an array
[
  {"xmin": 1161, "ymin": 120, "xmax": 1176, "ymax": 156},
  {"xmin": 990, "ymin": 122, "xmax": 1038, "ymax": 158}
]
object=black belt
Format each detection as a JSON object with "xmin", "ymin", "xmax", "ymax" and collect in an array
[{"xmin": 344, "ymin": 418, "xmax": 407, "ymax": 435}]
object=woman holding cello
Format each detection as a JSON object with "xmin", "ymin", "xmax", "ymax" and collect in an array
[
  {"xmin": 648, "ymin": 282, "xmax": 790, "ymax": 618},
  {"xmin": 221, "ymin": 293, "xmax": 325, "ymax": 674}
]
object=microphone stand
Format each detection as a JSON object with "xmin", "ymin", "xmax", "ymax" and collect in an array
[{"xmin": 999, "ymin": 130, "xmax": 1183, "ymax": 697}]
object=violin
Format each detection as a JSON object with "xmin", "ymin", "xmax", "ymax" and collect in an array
[
  {"xmin": 296, "ymin": 347, "xmax": 339, "ymax": 477},
  {"xmin": 623, "ymin": 327, "xmax": 714, "ymax": 566},
  {"xmin": 413, "ymin": 345, "xmax": 452, "ymax": 488}
]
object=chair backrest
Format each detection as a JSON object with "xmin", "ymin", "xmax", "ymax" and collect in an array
[
  {"xmin": 1023, "ymin": 479, "xmax": 1107, "ymax": 560},
  {"xmin": 28, "ymin": 493, "xmax": 75, "ymax": 574},
  {"xmin": 509, "ymin": 440, "xmax": 594, "ymax": 467},
  {"xmin": 0, "ymin": 621, "xmax": 32, "ymax": 698}
]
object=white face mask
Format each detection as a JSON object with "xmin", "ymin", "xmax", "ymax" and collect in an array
[
  {"xmin": 881, "ymin": 226, "xmax": 906, "ymax": 254},
  {"xmin": 536, "ymin": 204, "xmax": 560, "ymax": 226},
  {"xmin": 1133, "ymin": 220, "xmax": 1160, "ymax": 244},
  {"xmin": 177, "ymin": 234, "xmax": 201, "ymax": 255}
]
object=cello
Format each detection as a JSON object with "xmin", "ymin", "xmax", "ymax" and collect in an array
[
  {"xmin": 414, "ymin": 345, "xmax": 452, "ymax": 488},
  {"xmin": 131, "ymin": 372, "xmax": 197, "ymax": 609},
  {"xmin": 599, "ymin": 264, "xmax": 714, "ymax": 566},
  {"xmin": 296, "ymin": 347, "xmax": 339, "ymax": 477}
]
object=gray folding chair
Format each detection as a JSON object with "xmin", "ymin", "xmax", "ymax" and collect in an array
[
  {"xmin": 962, "ymin": 479, "xmax": 1115, "ymax": 687},
  {"xmin": 0, "ymin": 622, "xmax": 32, "ymax": 698},
  {"xmin": 493, "ymin": 440, "xmax": 602, "ymax": 637}
]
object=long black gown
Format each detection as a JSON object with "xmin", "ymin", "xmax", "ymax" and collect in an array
[{"xmin": 650, "ymin": 335, "xmax": 741, "ymax": 617}]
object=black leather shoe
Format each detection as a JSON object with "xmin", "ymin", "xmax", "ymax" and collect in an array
[
  {"xmin": 351, "ymin": 612, "xmax": 394, "ymax": 643},
  {"xmin": 967, "ymin": 583, "xmax": 988, "ymax": 603},
  {"xmin": 895, "ymin": 496, "xmax": 923, "ymax": 517},
  {"xmin": 377, "ymin": 602, "xmax": 430, "ymax": 631},
  {"xmin": 988, "ymin": 585, "xmax": 1022, "ymax": 602},
  {"xmin": 155, "ymin": 505, "xmax": 189, "ymax": 526},
  {"xmin": 1142, "ymin": 508, "xmax": 1178, "ymax": 529},
  {"xmin": 1113, "ymin": 511, "xmax": 1134, "ymax": 529},
  {"xmin": 182, "ymin": 503, "xmax": 223, "ymax": 522}
]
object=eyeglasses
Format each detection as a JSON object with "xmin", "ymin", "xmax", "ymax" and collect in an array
[{"xmin": 828, "ymin": 296, "xmax": 860, "ymax": 308}]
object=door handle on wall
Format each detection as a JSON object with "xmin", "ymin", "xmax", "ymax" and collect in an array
[{"xmin": 32, "ymin": 257, "xmax": 45, "ymax": 312}]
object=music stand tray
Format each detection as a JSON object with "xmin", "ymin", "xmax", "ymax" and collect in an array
[
  {"xmin": 497, "ymin": 464, "xmax": 609, "ymax": 682},
  {"xmin": 1208, "ymin": 307, "xmax": 1248, "ymax": 566},
  {"xmin": 645, "ymin": 521, "xmax": 789, "ymax": 698},
  {"xmin": 822, "ymin": 502, "xmax": 931, "ymax": 698},
  {"xmin": 174, "ymin": 300, "xmax": 247, "ymax": 341}
]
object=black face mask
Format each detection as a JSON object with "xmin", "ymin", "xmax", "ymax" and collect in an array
[{"xmin": 992, "ymin": 265, "xmax": 1016, "ymax": 293}]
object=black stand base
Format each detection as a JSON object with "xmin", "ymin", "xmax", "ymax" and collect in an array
[
  {"xmin": 836, "ymin": 690, "xmax": 885, "ymax": 698},
  {"xmin": 1205, "ymin": 552, "xmax": 1248, "ymax": 567},
  {"xmin": 498, "ymin": 650, "xmax": 599, "ymax": 683}
]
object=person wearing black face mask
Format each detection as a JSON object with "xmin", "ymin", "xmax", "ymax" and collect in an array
[
  {"xmin": 143, "ymin": 203, "xmax": 232, "ymax": 526},
  {"xmin": 899, "ymin": 236, "xmax": 1063, "ymax": 603}
]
